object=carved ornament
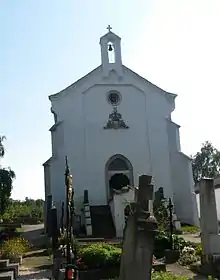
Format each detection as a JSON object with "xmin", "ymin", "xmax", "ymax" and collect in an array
[{"xmin": 104, "ymin": 107, "xmax": 129, "ymax": 129}]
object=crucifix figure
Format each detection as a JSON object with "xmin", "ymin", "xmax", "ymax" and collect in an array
[{"xmin": 107, "ymin": 25, "xmax": 112, "ymax": 32}]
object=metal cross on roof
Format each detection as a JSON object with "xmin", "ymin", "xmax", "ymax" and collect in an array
[{"xmin": 107, "ymin": 25, "xmax": 112, "ymax": 32}]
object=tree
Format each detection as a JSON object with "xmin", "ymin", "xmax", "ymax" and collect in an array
[
  {"xmin": 191, "ymin": 141, "xmax": 220, "ymax": 183},
  {"xmin": 2, "ymin": 199, "xmax": 44, "ymax": 224},
  {"xmin": 0, "ymin": 136, "xmax": 6, "ymax": 157},
  {"xmin": 0, "ymin": 136, "xmax": 15, "ymax": 215}
]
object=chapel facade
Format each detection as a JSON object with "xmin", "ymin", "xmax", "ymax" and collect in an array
[{"xmin": 43, "ymin": 27, "xmax": 199, "ymax": 237}]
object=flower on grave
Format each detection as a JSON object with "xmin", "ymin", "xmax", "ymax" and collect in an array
[
  {"xmin": 152, "ymin": 255, "xmax": 156, "ymax": 264},
  {"xmin": 182, "ymin": 246, "xmax": 195, "ymax": 254}
]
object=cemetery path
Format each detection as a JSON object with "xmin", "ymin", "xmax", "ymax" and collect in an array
[
  {"xmin": 18, "ymin": 268, "xmax": 51, "ymax": 279},
  {"xmin": 179, "ymin": 233, "xmax": 201, "ymax": 244},
  {"xmin": 167, "ymin": 264, "xmax": 208, "ymax": 279},
  {"xmin": 21, "ymin": 224, "xmax": 46, "ymax": 248}
]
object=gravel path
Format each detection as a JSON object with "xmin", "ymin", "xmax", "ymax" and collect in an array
[
  {"xmin": 179, "ymin": 233, "xmax": 201, "ymax": 244},
  {"xmin": 167, "ymin": 263, "xmax": 209, "ymax": 279},
  {"xmin": 18, "ymin": 268, "xmax": 51, "ymax": 280}
]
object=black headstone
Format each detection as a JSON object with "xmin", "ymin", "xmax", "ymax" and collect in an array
[
  {"xmin": 50, "ymin": 207, "xmax": 59, "ymax": 249},
  {"xmin": 46, "ymin": 195, "xmax": 53, "ymax": 235},
  {"xmin": 83, "ymin": 190, "xmax": 89, "ymax": 204}
]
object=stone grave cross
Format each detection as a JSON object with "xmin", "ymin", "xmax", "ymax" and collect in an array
[{"xmin": 119, "ymin": 175, "xmax": 157, "ymax": 280}]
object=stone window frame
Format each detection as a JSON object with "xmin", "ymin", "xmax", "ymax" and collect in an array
[{"xmin": 107, "ymin": 90, "xmax": 121, "ymax": 106}]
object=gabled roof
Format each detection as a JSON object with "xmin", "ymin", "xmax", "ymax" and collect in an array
[
  {"xmin": 43, "ymin": 157, "xmax": 53, "ymax": 166},
  {"xmin": 100, "ymin": 31, "xmax": 121, "ymax": 42},
  {"xmin": 49, "ymin": 64, "xmax": 177, "ymax": 101},
  {"xmin": 123, "ymin": 65, "xmax": 177, "ymax": 100},
  {"xmin": 49, "ymin": 121, "xmax": 63, "ymax": 132},
  {"xmin": 49, "ymin": 66, "xmax": 101, "ymax": 100}
]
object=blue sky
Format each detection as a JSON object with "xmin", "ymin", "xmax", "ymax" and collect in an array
[{"xmin": 1, "ymin": 0, "xmax": 220, "ymax": 200}]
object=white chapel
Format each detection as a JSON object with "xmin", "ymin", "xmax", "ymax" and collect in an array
[{"xmin": 43, "ymin": 27, "xmax": 199, "ymax": 237}]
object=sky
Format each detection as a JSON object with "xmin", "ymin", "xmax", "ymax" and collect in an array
[{"xmin": 1, "ymin": 0, "xmax": 220, "ymax": 200}]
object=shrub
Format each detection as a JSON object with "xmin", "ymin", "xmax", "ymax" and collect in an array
[
  {"xmin": 2, "ymin": 237, "xmax": 29, "ymax": 261},
  {"xmin": 154, "ymin": 231, "xmax": 170, "ymax": 252},
  {"xmin": 195, "ymin": 243, "xmax": 202, "ymax": 256},
  {"xmin": 78, "ymin": 243, "xmax": 122, "ymax": 270},
  {"xmin": 172, "ymin": 235, "xmax": 188, "ymax": 251},
  {"xmin": 181, "ymin": 225, "xmax": 199, "ymax": 234},
  {"xmin": 155, "ymin": 231, "xmax": 188, "ymax": 252},
  {"xmin": 79, "ymin": 244, "xmax": 109, "ymax": 269},
  {"xmin": 153, "ymin": 198, "xmax": 169, "ymax": 231},
  {"xmin": 152, "ymin": 272, "xmax": 188, "ymax": 280},
  {"xmin": 107, "ymin": 249, "xmax": 121, "ymax": 265}
]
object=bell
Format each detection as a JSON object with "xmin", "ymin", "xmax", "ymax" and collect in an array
[{"xmin": 108, "ymin": 44, "xmax": 113, "ymax": 51}]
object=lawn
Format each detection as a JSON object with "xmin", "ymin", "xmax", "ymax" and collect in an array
[{"xmin": 22, "ymin": 249, "xmax": 52, "ymax": 270}]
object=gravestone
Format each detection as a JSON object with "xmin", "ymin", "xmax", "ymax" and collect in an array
[
  {"xmin": 198, "ymin": 179, "xmax": 219, "ymax": 257},
  {"xmin": 46, "ymin": 194, "xmax": 53, "ymax": 235},
  {"xmin": 154, "ymin": 187, "xmax": 165, "ymax": 206},
  {"xmin": 119, "ymin": 175, "xmax": 158, "ymax": 280},
  {"xmin": 83, "ymin": 190, "xmax": 89, "ymax": 204},
  {"xmin": 60, "ymin": 202, "xmax": 64, "ymax": 234},
  {"xmin": 50, "ymin": 206, "xmax": 59, "ymax": 250},
  {"xmin": 196, "ymin": 178, "xmax": 220, "ymax": 276}
]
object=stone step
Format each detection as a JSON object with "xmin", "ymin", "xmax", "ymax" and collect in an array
[
  {"xmin": 0, "ymin": 263, "xmax": 19, "ymax": 279},
  {"xmin": 0, "ymin": 271, "xmax": 14, "ymax": 280},
  {"xmin": 77, "ymin": 237, "xmax": 105, "ymax": 242},
  {"xmin": 153, "ymin": 261, "xmax": 166, "ymax": 272},
  {"xmin": 0, "ymin": 261, "xmax": 9, "ymax": 269}
]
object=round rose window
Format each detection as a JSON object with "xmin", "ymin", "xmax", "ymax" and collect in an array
[{"xmin": 108, "ymin": 91, "xmax": 121, "ymax": 106}]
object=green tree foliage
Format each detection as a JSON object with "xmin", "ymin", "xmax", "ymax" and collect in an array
[
  {"xmin": 0, "ymin": 136, "xmax": 15, "ymax": 215},
  {"xmin": 153, "ymin": 198, "xmax": 169, "ymax": 231},
  {"xmin": 1, "ymin": 198, "xmax": 44, "ymax": 224},
  {"xmin": 191, "ymin": 141, "xmax": 220, "ymax": 183},
  {"xmin": 0, "ymin": 136, "xmax": 6, "ymax": 157}
]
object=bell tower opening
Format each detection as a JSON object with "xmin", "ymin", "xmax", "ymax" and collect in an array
[
  {"xmin": 107, "ymin": 42, "xmax": 115, "ymax": 64},
  {"xmin": 100, "ymin": 25, "xmax": 123, "ymax": 77}
]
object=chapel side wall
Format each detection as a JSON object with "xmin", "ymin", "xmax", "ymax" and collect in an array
[
  {"xmin": 173, "ymin": 152, "xmax": 199, "ymax": 225},
  {"xmin": 51, "ymin": 90, "xmax": 87, "ymax": 215},
  {"xmin": 166, "ymin": 120, "xmax": 182, "ymax": 212},
  {"xmin": 49, "ymin": 157, "xmax": 66, "ymax": 221},
  {"xmin": 145, "ymin": 93, "xmax": 173, "ymax": 199},
  {"xmin": 48, "ymin": 122, "xmax": 67, "ymax": 220},
  {"xmin": 166, "ymin": 120, "xmax": 199, "ymax": 225},
  {"xmin": 43, "ymin": 164, "xmax": 51, "ymax": 231}
]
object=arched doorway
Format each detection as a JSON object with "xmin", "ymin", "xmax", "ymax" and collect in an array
[
  {"xmin": 109, "ymin": 173, "xmax": 130, "ymax": 197},
  {"xmin": 105, "ymin": 154, "xmax": 133, "ymax": 201}
]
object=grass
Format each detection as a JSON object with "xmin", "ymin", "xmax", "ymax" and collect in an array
[
  {"xmin": 112, "ymin": 272, "xmax": 189, "ymax": 280},
  {"xmin": 181, "ymin": 225, "xmax": 199, "ymax": 234},
  {"xmin": 22, "ymin": 255, "xmax": 52, "ymax": 269},
  {"xmin": 15, "ymin": 227, "xmax": 24, "ymax": 233},
  {"xmin": 22, "ymin": 249, "xmax": 52, "ymax": 269}
]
